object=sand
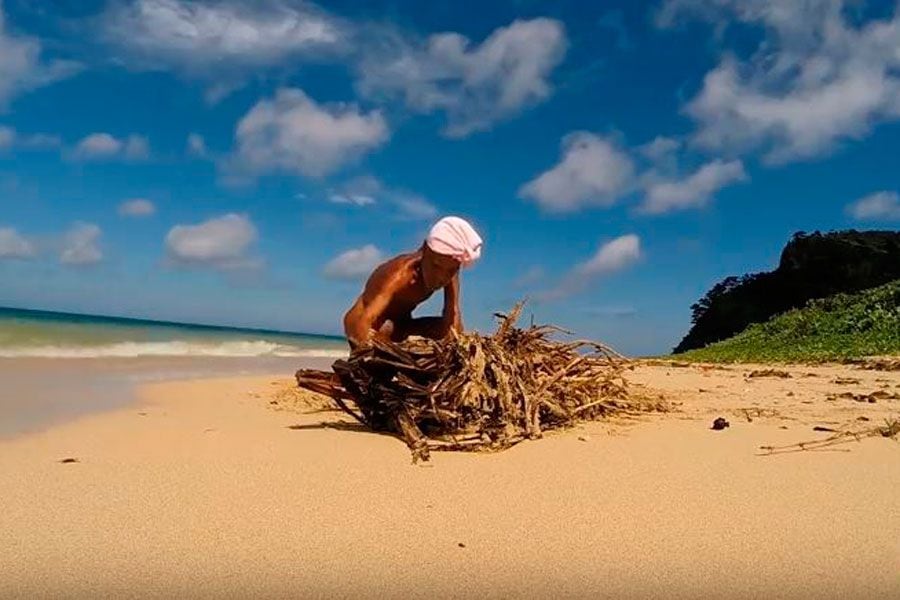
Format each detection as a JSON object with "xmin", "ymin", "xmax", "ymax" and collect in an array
[
  {"xmin": 1, "ymin": 360, "xmax": 898, "ymax": 598},
  {"xmin": 0, "ymin": 356, "xmax": 333, "ymax": 438}
]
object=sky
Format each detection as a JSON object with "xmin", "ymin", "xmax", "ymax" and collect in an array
[{"xmin": 0, "ymin": 0, "xmax": 899, "ymax": 356}]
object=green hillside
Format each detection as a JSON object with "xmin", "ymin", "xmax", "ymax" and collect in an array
[{"xmin": 676, "ymin": 279, "xmax": 900, "ymax": 363}]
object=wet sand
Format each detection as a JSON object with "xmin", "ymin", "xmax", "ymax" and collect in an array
[
  {"xmin": 0, "ymin": 356, "xmax": 334, "ymax": 438},
  {"xmin": 1, "ymin": 361, "xmax": 898, "ymax": 598}
]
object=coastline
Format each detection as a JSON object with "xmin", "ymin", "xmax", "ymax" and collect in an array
[
  {"xmin": 1, "ymin": 361, "xmax": 898, "ymax": 598},
  {"xmin": 0, "ymin": 356, "xmax": 335, "ymax": 439}
]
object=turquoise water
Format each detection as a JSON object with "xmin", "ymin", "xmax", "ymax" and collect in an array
[{"xmin": 0, "ymin": 307, "xmax": 348, "ymax": 358}]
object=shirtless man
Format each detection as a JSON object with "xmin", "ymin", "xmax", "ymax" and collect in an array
[{"xmin": 343, "ymin": 216, "xmax": 483, "ymax": 350}]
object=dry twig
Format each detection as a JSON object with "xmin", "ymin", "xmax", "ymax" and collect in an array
[{"xmin": 296, "ymin": 303, "xmax": 665, "ymax": 461}]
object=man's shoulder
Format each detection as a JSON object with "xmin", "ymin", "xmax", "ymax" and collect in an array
[
  {"xmin": 366, "ymin": 252, "xmax": 418, "ymax": 287},
  {"xmin": 376, "ymin": 251, "xmax": 418, "ymax": 273}
]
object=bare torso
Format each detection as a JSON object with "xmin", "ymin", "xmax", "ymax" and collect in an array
[{"xmin": 343, "ymin": 248, "xmax": 462, "ymax": 349}]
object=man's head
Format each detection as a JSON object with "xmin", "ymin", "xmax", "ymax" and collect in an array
[{"xmin": 420, "ymin": 216, "xmax": 483, "ymax": 290}]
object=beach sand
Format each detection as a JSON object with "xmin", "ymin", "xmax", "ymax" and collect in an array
[{"xmin": 1, "ymin": 360, "xmax": 898, "ymax": 598}]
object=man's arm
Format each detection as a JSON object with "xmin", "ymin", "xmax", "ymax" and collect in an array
[
  {"xmin": 394, "ymin": 273, "xmax": 463, "ymax": 341},
  {"xmin": 441, "ymin": 272, "xmax": 462, "ymax": 333},
  {"xmin": 343, "ymin": 266, "xmax": 400, "ymax": 348}
]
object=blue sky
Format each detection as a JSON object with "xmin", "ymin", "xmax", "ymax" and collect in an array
[{"xmin": 1, "ymin": 0, "xmax": 899, "ymax": 355}]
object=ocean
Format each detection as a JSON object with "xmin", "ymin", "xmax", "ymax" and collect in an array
[
  {"xmin": 0, "ymin": 307, "xmax": 348, "ymax": 438},
  {"xmin": 0, "ymin": 307, "xmax": 348, "ymax": 359}
]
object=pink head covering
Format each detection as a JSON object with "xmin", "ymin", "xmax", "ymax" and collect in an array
[{"xmin": 426, "ymin": 216, "xmax": 483, "ymax": 267}]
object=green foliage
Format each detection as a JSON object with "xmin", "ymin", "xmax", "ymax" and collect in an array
[
  {"xmin": 675, "ymin": 230, "xmax": 900, "ymax": 353},
  {"xmin": 677, "ymin": 279, "xmax": 900, "ymax": 363}
]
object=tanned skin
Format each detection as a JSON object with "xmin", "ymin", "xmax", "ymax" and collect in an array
[{"xmin": 343, "ymin": 243, "xmax": 464, "ymax": 350}]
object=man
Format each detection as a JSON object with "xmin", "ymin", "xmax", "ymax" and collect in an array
[{"xmin": 343, "ymin": 216, "xmax": 483, "ymax": 350}]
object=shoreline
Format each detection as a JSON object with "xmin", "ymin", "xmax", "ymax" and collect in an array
[
  {"xmin": 2, "ymin": 361, "xmax": 898, "ymax": 597},
  {"xmin": 0, "ymin": 356, "xmax": 335, "ymax": 440}
]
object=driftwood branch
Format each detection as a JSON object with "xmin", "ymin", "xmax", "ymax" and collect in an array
[
  {"xmin": 297, "ymin": 302, "xmax": 667, "ymax": 461},
  {"xmin": 758, "ymin": 419, "xmax": 900, "ymax": 455}
]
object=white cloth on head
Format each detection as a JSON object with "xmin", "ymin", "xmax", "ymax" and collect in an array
[{"xmin": 426, "ymin": 216, "xmax": 483, "ymax": 267}]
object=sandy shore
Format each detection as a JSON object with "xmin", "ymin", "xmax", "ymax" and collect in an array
[
  {"xmin": 0, "ymin": 356, "xmax": 335, "ymax": 438},
  {"xmin": 1, "ymin": 361, "xmax": 898, "ymax": 598}
]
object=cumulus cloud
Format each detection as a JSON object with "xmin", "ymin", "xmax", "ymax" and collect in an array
[
  {"xmin": 118, "ymin": 198, "xmax": 156, "ymax": 217},
  {"xmin": 165, "ymin": 213, "xmax": 260, "ymax": 270},
  {"xmin": 660, "ymin": 0, "xmax": 900, "ymax": 163},
  {"xmin": 519, "ymin": 132, "xmax": 634, "ymax": 212},
  {"xmin": 0, "ymin": 2, "xmax": 80, "ymax": 108},
  {"xmin": 60, "ymin": 223, "xmax": 103, "ymax": 266},
  {"xmin": 540, "ymin": 234, "xmax": 641, "ymax": 301},
  {"xmin": 639, "ymin": 159, "xmax": 747, "ymax": 214},
  {"xmin": 638, "ymin": 135, "xmax": 681, "ymax": 166},
  {"xmin": 846, "ymin": 191, "xmax": 900, "ymax": 221},
  {"xmin": 228, "ymin": 88, "xmax": 388, "ymax": 179},
  {"xmin": 186, "ymin": 133, "xmax": 207, "ymax": 157},
  {"xmin": 0, "ymin": 226, "xmax": 35, "ymax": 259},
  {"xmin": 358, "ymin": 18, "xmax": 567, "ymax": 137},
  {"xmin": 99, "ymin": 0, "xmax": 346, "ymax": 90},
  {"xmin": 521, "ymin": 130, "xmax": 749, "ymax": 216},
  {"xmin": 75, "ymin": 133, "xmax": 119, "ymax": 158},
  {"xmin": 323, "ymin": 244, "xmax": 384, "ymax": 280},
  {"xmin": 72, "ymin": 132, "xmax": 150, "ymax": 161},
  {"xmin": 574, "ymin": 234, "xmax": 642, "ymax": 277}
]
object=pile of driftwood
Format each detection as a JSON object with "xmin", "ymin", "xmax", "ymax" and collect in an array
[{"xmin": 296, "ymin": 305, "xmax": 666, "ymax": 461}]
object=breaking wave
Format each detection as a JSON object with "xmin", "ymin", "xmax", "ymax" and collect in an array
[{"xmin": 0, "ymin": 340, "xmax": 348, "ymax": 359}]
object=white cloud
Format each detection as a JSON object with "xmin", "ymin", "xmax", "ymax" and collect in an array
[
  {"xmin": 99, "ymin": 0, "xmax": 346, "ymax": 75},
  {"xmin": 60, "ymin": 223, "xmax": 103, "ymax": 266},
  {"xmin": 638, "ymin": 135, "xmax": 681, "ymax": 165},
  {"xmin": 513, "ymin": 265, "xmax": 545, "ymax": 289},
  {"xmin": 229, "ymin": 88, "xmax": 388, "ymax": 179},
  {"xmin": 328, "ymin": 174, "xmax": 379, "ymax": 206},
  {"xmin": 0, "ymin": 226, "xmax": 35, "ymax": 259},
  {"xmin": 846, "ymin": 191, "xmax": 900, "ymax": 221},
  {"xmin": 521, "ymin": 131, "xmax": 747, "ymax": 216},
  {"xmin": 583, "ymin": 305, "xmax": 638, "ymax": 318},
  {"xmin": 75, "ymin": 133, "xmax": 120, "ymax": 157},
  {"xmin": 165, "ymin": 213, "xmax": 260, "ymax": 270},
  {"xmin": 329, "ymin": 192, "xmax": 375, "ymax": 206},
  {"xmin": 72, "ymin": 132, "xmax": 150, "ymax": 161},
  {"xmin": 186, "ymin": 133, "xmax": 207, "ymax": 157},
  {"xmin": 124, "ymin": 135, "xmax": 150, "ymax": 160},
  {"xmin": 0, "ymin": 3, "xmax": 80, "ymax": 108},
  {"xmin": 118, "ymin": 198, "xmax": 156, "ymax": 217},
  {"xmin": 19, "ymin": 132, "xmax": 61, "ymax": 149},
  {"xmin": 393, "ymin": 194, "xmax": 437, "ymax": 220},
  {"xmin": 661, "ymin": 0, "xmax": 900, "ymax": 163},
  {"xmin": 640, "ymin": 159, "xmax": 747, "ymax": 214},
  {"xmin": 0, "ymin": 125, "xmax": 13, "ymax": 148},
  {"xmin": 576, "ymin": 234, "xmax": 642, "ymax": 277},
  {"xmin": 541, "ymin": 234, "xmax": 641, "ymax": 301},
  {"xmin": 519, "ymin": 132, "xmax": 634, "ymax": 212},
  {"xmin": 358, "ymin": 18, "xmax": 567, "ymax": 137},
  {"xmin": 0, "ymin": 126, "xmax": 61, "ymax": 150},
  {"xmin": 327, "ymin": 175, "xmax": 437, "ymax": 219},
  {"xmin": 323, "ymin": 244, "xmax": 384, "ymax": 280}
]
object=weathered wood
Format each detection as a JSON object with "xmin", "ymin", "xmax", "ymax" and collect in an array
[{"xmin": 296, "ymin": 302, "xmax": 668, "ymax": 460}]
